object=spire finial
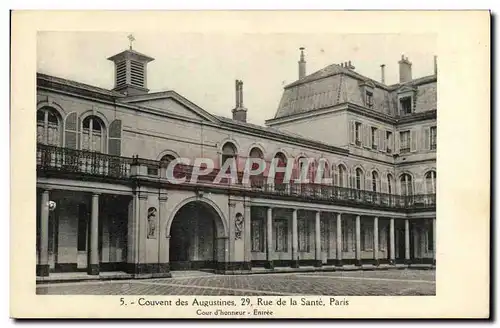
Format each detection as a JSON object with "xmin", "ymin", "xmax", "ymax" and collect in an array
[{"xmin": 128, "ymin": 34, "xmax": 136, "ymax": 50}]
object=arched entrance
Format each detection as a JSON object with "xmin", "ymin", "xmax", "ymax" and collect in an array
[{"xmin": 168, "ymin": 200, "xmax": 227, "ymax": 271}]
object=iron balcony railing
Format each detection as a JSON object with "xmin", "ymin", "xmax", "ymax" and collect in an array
[{"xmin": 37, "ymin": 144, "xmax": 436, "ymax": 210}]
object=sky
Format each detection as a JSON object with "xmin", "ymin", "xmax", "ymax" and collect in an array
[{"xmin": 37, "ymin": 32, "xmax": 436, "ymax": 125}]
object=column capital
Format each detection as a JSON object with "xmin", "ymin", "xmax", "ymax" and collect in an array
[
  {"xmin": 228, "ymin": 201, "xmax": 236, "ymax": 208},
  {"xmin": 165, "ymin": 235, "xmax": 171, "ymax": 239},
  {"xmin": 159, "ymin": 195, "xmax": 168, "ymax": 202},
  {"xmin": 92, "ymin": 192, "xmax": 101, "ymax": 197},
  {"xmin": 138, "ymin": 192, "xmax": 148, "ymax": 200}
]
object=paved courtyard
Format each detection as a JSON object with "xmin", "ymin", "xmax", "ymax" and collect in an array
[{"xmin": 36, "ymin": 269, "xmax": 435, "ymax": 296}]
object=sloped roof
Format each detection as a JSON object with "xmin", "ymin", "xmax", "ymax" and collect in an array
[
  {"xmin": 274, "ymin": 63, "xmax": 437, "ymax": 119},
  {"xmin": 37, "ymin": 73, "xmax": 125, "ymax": 98}
]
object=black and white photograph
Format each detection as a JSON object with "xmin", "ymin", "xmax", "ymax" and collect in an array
[{"xmin": 34, "ymin": 31, "xmax": 437, "ymax": 296}]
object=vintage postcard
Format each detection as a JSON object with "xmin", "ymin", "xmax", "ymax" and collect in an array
[{"xmin": 10, "ymin": 10, "xmax": 490, "ymax": 319}]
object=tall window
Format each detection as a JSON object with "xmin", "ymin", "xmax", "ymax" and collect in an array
[
  {"xmin": 298, "ymin": 217, "xmax": 310, "ymax": 252},
  {"xmin": 37, "ymin": 107, "xmax": 61, "ymax": 146},
  {"xmin": 221, "ymin": 142, "xmax": 237, "ymax": 167},
  {"xmin": 159, "ymin": 154, "xmax": 176, "ymax": 177},
  {"xmin": 251, "ymin": 216, "xmax": 264, "ymax": 252},
  {"xmin": 427, "ymin": 221, "xmax": 434, "ymax": 252},
  {"xmin": 372, "ymin": 171, "xmax": 379, "ymax": 192},
  {"xmin": 320, "ymin": 218, "xmax": 328, "ymax": 252},
  {"xmin": 400, "ymin": 96, "xmax": 412, "ymax": 115},
  {"xmin": 371, "ymin": 127, "xmax": 378, "ymax": 150},
  {"xmin": 430, "ymin": 126, "xmax": 437, "ymax": 150},
  {"xmin": 361, "ymin": 220, "xmax": 374, "ymax": 251},
  {"xmin": 386, "ymin": 131, "xmax": 393, "ymax": 153},
  {"xmin": 400, "ymin": 173, "xmax": 413, "ymax": 196},
  {"xmin": 249, "ymin": 147, "xmax": 264, "ymax": 186},
  {"xmin": 387, "ymin": 174, "xmax": 394, "ymax": 194},
  {"xmin": 425, "ymin": 171, "xmax": 436, "ymax": 194},
  {"xmin": 400, "ymin": 131, "xmax": 410, "ymax": 153},
  {"xmin": 82, "ymin": 116, "xmax": 105, "ymax": 152},
  {"xmin": 355, "ymin": 168, "xmax": 363, "ymax": 190},
  {"xmin": 355, "ymin": 122, "xmax": 362, "ymax": 146},
  {"xmin": 274, "ymin": 152, "xmax": 287, "ymax": 188},
  {"xmin": 366, "ymin": 91, "xmax": 374, "ymax": 108},
  {"xmin": 338, "ymin": 164, "xmax": 347, "ymax": 187}
]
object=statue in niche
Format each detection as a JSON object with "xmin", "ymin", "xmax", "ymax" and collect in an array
[
  {"xmin": 235, "ymin": 212, "xmax": 244, "ymax": 240},
  {"xmin": 147, "ymin": 207, "xmax": 157, "ymax": 239}
]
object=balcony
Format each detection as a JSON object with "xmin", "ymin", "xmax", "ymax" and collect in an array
[{"xmin": 36, "ymin": 144, "xmax": 436, "ymax": 211}]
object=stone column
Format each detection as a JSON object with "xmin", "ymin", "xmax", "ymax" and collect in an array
[
  {"xmin": 243, "ymin": 202, "xmax": 252, "ymax": 270},
  {"xmin": 88, "ymin": 193, "xmax": 100, "ymax": 275},
  {"xmin": 336, "ymin": 213, "xmax": 342, "ymax": 266},
  {"xmin": 137, "ymin": 192, "xmax": 148, "ymax": 274},
  {"xmin": 373, "ymin": 217, "xmax": 379, "ymax": 266},
  {"xmin": 228, "ymin": 201, "xmax": 236, "ymax": 265},
  {"xmin": 37, "ymin": 190, "xmax": 50, "ymax": 277},
  {"xmin": 314, "ymin": 211, "xmax": 322, "ymax": 267},
  {"xmin": 389, "ymin": 218, "xmax": 395, "ymax": 265},
  {"xmin": 265, "ymin": 207, "xmax": 274, "ymax": 269},
  {"xmin": 405, "ymin": 219, "xmax": 411, "ymax": 265},
  {"xmin": 355, "ymin": 215, "xmax": 361, "ymax": 266},
  {"xmin": 433, "ymin": 218, "xmax": 436, "ymax": 265},
  {"xmin": 158, "ymin": 192, "xmax": 171, "ymax": 276},
  {"xmin": 291, "ymin": 209, "xmax": 299, "ymax": 268}
]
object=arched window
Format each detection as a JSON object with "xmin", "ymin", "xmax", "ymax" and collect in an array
[
  {"xmin": 425, "ymin": 171, "xmax": 436, "ymax": 194},
  {"xmin": 274, "ymin": 152, "xmax": 287, "ymax": 187},
  {"xmin": 37, "ymin": 107, "xmax": 61, "ymax": 146},
  {"xmin": 387, "ymin": 173, "xmax": 394, "ymax": 194},
  {"xmin": 400, "ymin": 173, "xmax": 413, "ymax": 196},
  {"xmin": 81, "ymin": 116, "xmax": 105, "ymax": 152},
  {"xmin": 372, "ymin": 171, "xmax": 380, "ymax": 192},
  {"xmin": 249, "ymin": 147, "xmax": 265, "ymax": 187},
  {"xmin": 160, "ymin": 154, "xmax": 176, "ymax": 168},
  {"xmin": 355, "ymin": 168, "xmax": 364, "ymax": 190},
  {"xmin": 337, "ymin": 164, "xmax": 347, "ymax": 187},
  {"xmin": 221, "ymin": 142, "xmax": 237, "ymax": 167}
]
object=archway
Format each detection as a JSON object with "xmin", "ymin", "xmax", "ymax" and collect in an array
[{"xmin": 168, "ymin": 200, "xmax": 226, "ymax": 271}]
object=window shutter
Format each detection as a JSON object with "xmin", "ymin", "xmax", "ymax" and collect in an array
[
  {"xmin": 379, "ymin": 129, "xmax": 385, "ymax": 152},
  {"xmin": 410, "ymin": 129, "xmax": 418, "ymax": 152},
  {"xmin": 382, "ymin": 173, "xmax": 388, "ymax": 193},
  {"xmin": 108, "ymin": 119, "xmax": 122, "ymax": 156},
  {"xmin": 64, "ymin": 112, "xmax": 78, "ymax": 149},
  {"xmin": 349, "ymin": 121, "xmax": 355, "ymax": 144},
  {"xmin": 424, "ymin": 127, "xmax": 430, "ymax": 150}
]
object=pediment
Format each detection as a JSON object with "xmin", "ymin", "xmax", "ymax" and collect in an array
[
  {"xmin": 117, "ymin": 91, "xmax": 218, "ymax": 123},
  {"xmin": 397, "ymin": 85, "xmax": 417, "ymax": 94}
]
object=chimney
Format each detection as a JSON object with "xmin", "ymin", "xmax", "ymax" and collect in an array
[
  {"xmin": 434, "ymin": 55, "xmax": 438, "ymax": 75},
  {"xmin": 380, "ymin": 64, "xmax": 386, "ymax": 83},
  {"xmin": 298, "ymin": 47, "xmax": 306, "ymax": 79},
  {"xmin": 398, "ymin": 54, "xmax": 412, "ymax": 83},
  {"xmin": 232, "ymin": 80, "xmax": 247, "ymax": 122}
]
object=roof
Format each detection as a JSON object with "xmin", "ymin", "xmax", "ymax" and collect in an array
[{"xmin": 274, "ymin": 63, "xmax": 437, "ymax": 119}]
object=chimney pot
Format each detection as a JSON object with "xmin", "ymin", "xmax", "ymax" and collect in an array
[
  {"xmin": 380, "ymin": 64, "xmax": 386, "ymax": 83},
  {"xmin": 434, "ymin": 55, "xmax": 438, "ymax": 75},
  {"xmin": 298, "ymin": 47, "xmax": 306, "ymax": 79},
  {"xmin": 232, "ymin": 79, "xmax": 247, "ymax": 122},
  {"xmin": 398, "ymin": 55, "xmax": 412, "ymax": 83}
]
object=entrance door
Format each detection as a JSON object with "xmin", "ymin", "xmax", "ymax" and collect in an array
[{"xmin": 396, "ymin": 227, "xmax": 405, "ymax": 262}]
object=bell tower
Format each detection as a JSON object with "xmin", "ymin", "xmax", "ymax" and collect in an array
[{"xmin": 107, "ymin": 34, "xmax": 155, "ymax": 96}]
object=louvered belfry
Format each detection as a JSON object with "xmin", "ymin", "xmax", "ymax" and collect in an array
[{"xmin": 107, "ymin": 48, "xmax": 155, "ymax": 96}]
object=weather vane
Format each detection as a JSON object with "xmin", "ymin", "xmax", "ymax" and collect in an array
[{"xmin": 128, "ymin": 34, "xmax": 135, "ymax": 50}]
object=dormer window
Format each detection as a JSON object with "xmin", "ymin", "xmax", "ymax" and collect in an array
[
  {"xmin": 400, "ymin": 96, "xmax": 412, "ymax": 115},
  {"xmin": 366, "ymin": 91, "xmax": 374, "ymax": 108}
]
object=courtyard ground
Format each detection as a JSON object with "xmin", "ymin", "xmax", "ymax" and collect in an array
[{"xmin": 36, "ymin": 269, "xmax": 435, "ymax": 296}]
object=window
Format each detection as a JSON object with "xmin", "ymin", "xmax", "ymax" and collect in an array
[
  {"xmin": 355, "ymin": 122, "xmax": 362, "ymax": 146},
  {"xmin": 298, "ymin": 217, "xmax": 310, "ymax": 252},
  {"xmin": 274, "ymin": 219, "xmax": 288, "ymax": 252},
  {"xmin": 427, "ymin": 222, "xmax": 434, "ymax": 252},
  {"xmin": 82, "ymin": 116, "xmax": 105, "ymax": 152},
  {"xmin": 251, "ymin": 218, "xmax": 264, "ymax": 252},
  {"xmin": 274, "ymin": 152, "xmax": 287, "ymax": 189},
  {"xmin": 400, "ymin": 131, "xmax": 410, "ymax": 153},
  {"xmin": 160, "ymin": 154, "xmax": 176, "ymax": 177},
  {"xmin": 361, "ymin": 221, "xmax": 374, "ymax": 251},
  {"xmin": 386, "ymin": 131, "xmax": 393, "ymax": 153},
  {"xmin": 355, "ymin": 168, "xmax": 363, "ymax": 190},
  {"xmin": 147, "ymin": 166, "xmax": 159, "ymax": 176},
  {"xmin": 249, "ymin": 147, "xmax": 264, "ymax": 187},
  {"xmin": 342, "ymin": 219, "xmax": 349, "ymax": 252},
  {"xmin": 372, "ymin": 171, "xmax": 379, "ymax": 192},
  {"xmin": 320, "ymin": 218, "xmax": 328, "ymax": 252},
  {"xmin": 37, "ymin": 107, "xmax": 61, "ymax": 146},
  {"xmin": 77, "ymin": 204, "xmax": 88, "ymax": 251},
  {"xmin": 366, "ymin": 91, "xmax": 374, "ymax": 108},
  {"xmin": 430, "ymin": 126, "xmax": 437, "ymax": 150},
  {"xmin": 425, "ymin": 171, "xmax": 436, "ymax": 194},
  {"xmin": 400, "ymin": 173, "xmax": 413, "ymax": 196},
  {"xmin": 400, "ymin": 96, "xmax": 412, "ymax": 115},
  {"xmin": 221, "ymin": 142, "xmax": 237, "ymax": 167},
  {"xmin": 387, "ymin": 174, "xmax": 394, "ymax": 194},
  {"xmin": 371, "ymin": 127, "xmax": 378, "ymax": 150}
]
